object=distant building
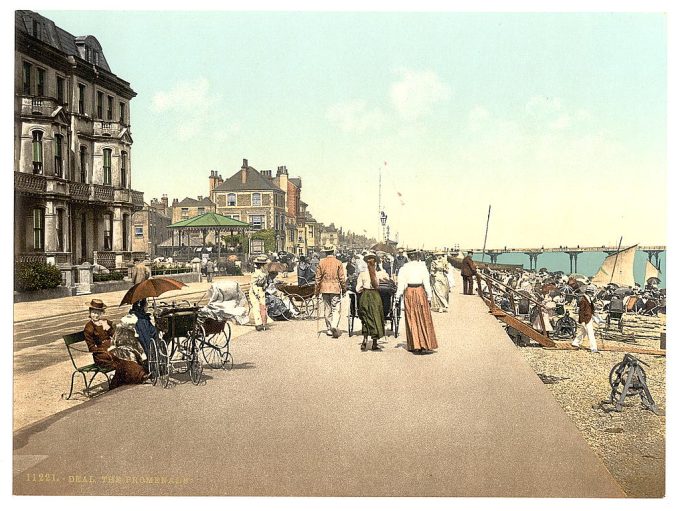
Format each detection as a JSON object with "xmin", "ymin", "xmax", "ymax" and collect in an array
[
  {"xmin": 131, "ymin": 203, "xmax": 172, "ymax": 259},
  {"xmin": 210, "ymin": 159, "xmax": 287, "ymax": 251},
  {"xmin": 320, "ymin": 223, "xmax": 339, "ymax": 250},
  {"xmin": 171, "ymin": 196, "xmax": 215, "ymax": 223},
  {"xmin": 14, "ymin": 10, "xmax": 143, "ymax": 269}
]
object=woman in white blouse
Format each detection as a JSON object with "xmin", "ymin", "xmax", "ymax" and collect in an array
[{"xmin": 395, "ymin": 250, "xmax": 438, "ymax": 354}]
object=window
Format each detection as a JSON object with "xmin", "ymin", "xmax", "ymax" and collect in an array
[
  {"xmin": 56, "ymin": 209, "xmax": 64, "ymax": 252},
  {"xmin": 36, "ymin": 68, "xmax": 45, "ymax": 96},
  {"xmin": 85, "ymin": 46, "xmax": 91, "ymax": 63},
  {"xmin": 79, "ymin": 146, "xmax": 87, "ymax": 182},
  {"xmin": 181, "ymin": 208, "xmax": 189, "ymax": 219},
  {"xmin": 96, "ymin": 91, "xmax": 103, "ymax": 118},
  {"xmin": 122, "ymin": 214, "xmax": 129, "ymax": 251},
  {"xmin": 33, "ymin": 208, "xmax": 45, "ymax": 250},
  {"xmin": 31, "ymin": 131, "xmax": 43, "ymax": 174},
  {"xmin": 250, "ymin": 215, "xmax": 264, "ymax": 230},
  {"xmin": 229, "ymin": 214, "xmax": 240, "ymax": 221},
  {"xmin": 32, "ymin": 19, "xmax": 41, "ymax": 39},
  {"xmin": 107, "ymin": 95, "xmax": 113, "ymax": 120},
  {"xmin": 252, "ymin": 193, "xmax": 261, "ymax": 206},
  {"xmin": 54, "ymin": 134, "xmax": 63, "ymax": 178},
  {"xmin": 134, "ymin": 226, "xmax": 144, "ymax": 237},
  {"xmin": 22, "ymin": 62, "xmax": 32, "ymax": 95},
  {"xmin": 78, "ymin": 84, "xmax": 86, "ymax": 114},
  {"xmin": 120, "ymin": 151, "xmax": 127, "ymax": 188},
  {"xmin": 103, "ymin": 148, "xmax": 112, "ymax": 185},
  {"xmin": 197, "ymin": 207, "xmax": 205, "ymax": 215},
  {"xmin": 227, "ymin": 193, "xmax": 236, "ymax": 206},
  {"xmin": 57, "ymin": 77, "xmax": 65, "ymax": 104},
  {"xmin": 104, "ymin": 213, "xmax": 113, "ymax": 251},
  {"xmin": 119, "ymin": 102, "xmax": 126, "ymax": 124}
]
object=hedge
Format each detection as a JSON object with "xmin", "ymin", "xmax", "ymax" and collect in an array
[
  {"xmin": 14, "ymin": 262, "xmax": 63, "ymax": 292},
  {"xmin": 93, "ymin": 271, "xmax": 125, "ymax": 282}
]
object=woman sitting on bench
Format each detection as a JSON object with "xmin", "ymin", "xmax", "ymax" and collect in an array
[{"xmin": 83, "ymin": 299, "xmax": 148, "ymax": 389}]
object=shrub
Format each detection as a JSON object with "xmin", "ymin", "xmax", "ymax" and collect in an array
[
  {"xmin": 223, "ymin": 262, "xmax": 243, "ymax": 276},
  {"xmin": 93, "ymin": 271, "xmax": 125, "ymax": 282},
  {"xmin": 14, "ymin": 262, "xmax": 63, "ymax": 292}
]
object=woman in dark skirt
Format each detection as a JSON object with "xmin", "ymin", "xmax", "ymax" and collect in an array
[
  {"xmin": 355, "ymin": 253, "xmax": 388, "ymax": 351},
  {"xmin": 83, "ymin": 298, "xmax": 148, "ymax": 389}
]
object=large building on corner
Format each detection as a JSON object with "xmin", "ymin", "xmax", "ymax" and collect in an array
[{"xmin": 14, "ymin": 10, "xmax": 143, "ymax": 270}]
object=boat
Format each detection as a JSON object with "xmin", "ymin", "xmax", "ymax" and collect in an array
[{"xmin": 590, "ymin": 245, "xmax": 637, "ymax": 287}]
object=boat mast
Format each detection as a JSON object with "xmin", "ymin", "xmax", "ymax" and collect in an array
[
  {"xmin": 610, "ymin": 236, "xmax": 623, "ymax": 284},
  {"xmin": 481, "ymin": 205, "xmax": 491, "ymax": 263}
]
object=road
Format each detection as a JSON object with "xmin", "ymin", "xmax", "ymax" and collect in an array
[{"xmin": 13, "ymin": 278, "xmax": 625, "ymax": 497}]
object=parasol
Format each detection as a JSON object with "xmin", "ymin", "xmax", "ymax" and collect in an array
[
  {"xmin": 646, "ymin": 277, "xmax": 661, "ymax": 286},
  {"xmin": 370, "ymin": 242, "xmax": 397, "ymax": 255},
  {"xmin": 613, "ymin": 287, "xmax": 635, "ymax": 298},
  {"xmin": 266, "ymin": 261, "xmax": 288, "ymax": 273},
  {"xmin": 119, "ymin": 277, "xmax": 187, "ymax": 306}
]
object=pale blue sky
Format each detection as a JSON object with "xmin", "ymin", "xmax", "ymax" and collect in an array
[{"xmin": 33, "ymin": 10, "xmax": 668, "ymax": 248}]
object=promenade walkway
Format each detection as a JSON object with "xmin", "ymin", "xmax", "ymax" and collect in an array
[{"xmin": 13, "ymin": 273, "xmax": 625, "ymax": 497}]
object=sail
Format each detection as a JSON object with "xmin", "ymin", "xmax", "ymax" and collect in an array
[
  {"xmin": 591, "ymin": 245, "xmax": 637, "ymax": 287},
  {"xmin": 644, "ymin": 260, "xmax": 660, "ymax": 283}
]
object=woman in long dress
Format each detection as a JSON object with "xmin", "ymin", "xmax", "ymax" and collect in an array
[
  {"xmin": 396, "ymin": 250, "xmax": 438, "ymax": 354},
  {"xmin": 356, "ymin": 253, "xmax": 388, "ymax": 351},
  {"xmin": 430, "ymin": 252, "xmax": 451, "ymax": 313},
  {"xmin": 83, "ymin": 299, "xmax": 148, "ymax": 389}
]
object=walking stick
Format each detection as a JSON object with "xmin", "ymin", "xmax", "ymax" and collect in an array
[{"xmin": 316, "ymin": 295, "xmax": 321, "ymax": 339}]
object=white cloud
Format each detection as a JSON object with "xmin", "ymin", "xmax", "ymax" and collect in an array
[
  {"xmin": 390, "ymin": 69, "xmax": 451, "ymax": 121},
  {"xmin": 468, "ymin": 106, "xmax": 491, "ymax": 132},
  {"xmin": 326, "ymin": 99, "xmax": 384, "ymax": 133},
  {"xmin": 150, "ymin": 78, "xmax": 239, "ymax": 142},
  {"xmin": 548, "ymin": 114, "xmax": 572, "ymax": 130}
]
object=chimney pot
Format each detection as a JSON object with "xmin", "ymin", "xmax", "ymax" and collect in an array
[{"xmin": 242, "ymin": 158, "xmax": 248, "ymax": 168}]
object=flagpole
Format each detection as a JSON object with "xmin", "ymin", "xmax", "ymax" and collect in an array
[{"xmin": 481, "ymin": 205, "xmax": 491, "ymax": 263}]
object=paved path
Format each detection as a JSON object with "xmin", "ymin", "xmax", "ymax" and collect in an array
[{"xmin": 13, "ymin": 274, "xmax": 625, "ymax": 497}]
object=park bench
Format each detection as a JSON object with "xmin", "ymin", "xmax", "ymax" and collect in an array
[{"xmin": 62, "ymin": 331, "xmax": 114, "ymax": 400}]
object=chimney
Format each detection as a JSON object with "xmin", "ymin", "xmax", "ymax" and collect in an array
[
  {"xmin": 162, "ymin": 194, "xmax": 168, "ymax": 208},
  {"xmin": 260, "ymin": 169, "xmax": 272, "ymax": 178},
  {"xmin": 241, "ymin": 159, "xmax": 248, "ymax": 185},
  {"xmin": 172, "ymin": 198, "xmax": 178, "ymax": 207},
  {"xmin": 209, "ymin": 170, "xmax": 219, "ymax": 192},
  {"xmin": 198, "ymin": 195, "xmax": 203, "ymax": 201}
]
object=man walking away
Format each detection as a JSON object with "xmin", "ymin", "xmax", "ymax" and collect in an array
[
  {"xmin": 570, "ymin": 280, "xmax": 599, "ymax": 353},
  {"xmin": 206, "ymin": 259, "xmax": 215, "ymax": 283},
  {"xmin": 131, "ymin": 258, "xmax": 151, "ymax": 285},
  {"xmin": 461, "ymin": 250, "xmax": 477, "ymax": 295},
  {"xmin": 314, "ymin": 244, "xmax": 347, "ymax": 338}
]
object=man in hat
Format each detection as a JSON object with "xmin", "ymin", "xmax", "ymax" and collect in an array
[
  {"xmin": 461, "ymin": 250, "xmax": 477, "ymax": 295},
  {"xmin": 131, "ymin": 257, "xmax": 150, "ymax": 285},
  {"xmin": 250, "ymin": 255, "xmax": 269, "ymax": 331},
  {"xmin": 569, "ymin": 279, "xmax": 599, "ymax": 352},
  {"xmin": 315, "ymin": 244, "xmax": 347, "ymax": 338},
  {"xmin": 393, "ymin": 248, "xmax": 408, "ymax": 277}
]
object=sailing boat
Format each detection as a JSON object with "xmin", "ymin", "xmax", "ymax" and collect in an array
[
  {"xmin": 590, "ymin": 245, "xmax": 638, "ymax": 287},
  {"xmin": 644, "ymin": 260, "xmax": 661, "ymax": 286}
]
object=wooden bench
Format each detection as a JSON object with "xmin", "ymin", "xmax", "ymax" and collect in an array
[{"xmin": 62, "ymin": 331, "xmax": 115, "ymax": 400}]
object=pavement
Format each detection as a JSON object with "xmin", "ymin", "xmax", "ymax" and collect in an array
[{"xmin": 12, "ymin": 272, "xmax": 625, "ymax": 497}]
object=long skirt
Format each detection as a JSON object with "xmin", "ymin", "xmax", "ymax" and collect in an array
[
  {"xmin": 93, "ymin": 351, "xmax": 147, "ymax": 389},
  {"xmin": 431, "ymin": 272, "xmax": 449, "ymax": 311},
  {"xmin": 403, "ymin": 286, "xmax": 438, "ymax": 351},
  {"xmin": 358, "ymin": 289, "xmax": 385, "ymax": 340}
]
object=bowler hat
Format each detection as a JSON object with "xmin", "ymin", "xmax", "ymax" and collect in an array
[{"xmin": 87, "ymin": 298, "xmax": 107, "ymax": 310}]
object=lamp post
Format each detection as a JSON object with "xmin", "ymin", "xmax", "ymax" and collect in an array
[{"xmin": 380, "ymin": 211, "xmax": 388, "ymax": 242}]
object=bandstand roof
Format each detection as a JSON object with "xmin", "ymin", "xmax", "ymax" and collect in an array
[{"xmin": 168, "ymin": 212, "xmax": 251, "ymax": 231}]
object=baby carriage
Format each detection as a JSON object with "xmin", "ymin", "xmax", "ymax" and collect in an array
[{"xmin": 347, "ymin": 279, "xmax": 401, "ymax": 338}]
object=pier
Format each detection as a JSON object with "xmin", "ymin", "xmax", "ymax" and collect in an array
[{"xmin": 463, "ymin": 245, "xmax": 666, "ymax": 272}]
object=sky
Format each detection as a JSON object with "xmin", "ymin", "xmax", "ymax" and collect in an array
[{"xmin": 18, "ymin": 6, "xmax": 666, "ymax": 250}]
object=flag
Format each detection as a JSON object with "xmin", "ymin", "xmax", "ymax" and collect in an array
[{"xmin": 397, "ymin": 191, "xmax": 405, "ymax": 206}]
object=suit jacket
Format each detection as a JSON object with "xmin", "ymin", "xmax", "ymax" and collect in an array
[
  {"xmin": 577, "ymin": 294, "xmax": 595, "ymax": 324},
  {"xmin": 315, "ymin": 255, "xmax": 346, "ymax": 295},
  {"xmin": 131, "ymin": 263, "xmax": 150, "ymax": 285},
  {"xmin": 461, "ymin": 256, "xmax": 477, "ymax": 277}
]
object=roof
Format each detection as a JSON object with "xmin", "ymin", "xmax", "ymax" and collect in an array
[
  {"xmin": 16, "ymin": 10, "xmax": 112, "ymax": 73},
  {"xmin": 175, "ymin": 197, "xmax": 215, "ymax": 207},
  {"xmin": 214, "ymin": 166, "xmax": 282, "ymax": 192},
  {"xmin": 290, "ymin": 178, "xmax": 302, "ymax": 188},
  {"xmin": 168, "ymin": 212, "xmax": 251, "ymax": 230}
]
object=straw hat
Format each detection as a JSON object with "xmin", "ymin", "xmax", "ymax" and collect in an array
[
  {"xmin": 322, "ymin": 244, "xmax": 336, "ymax": 253},
  {"xmin": 363, "ymin": 252, "xmax": 378, "ymax": 263},
  {"xmin": 253, "ymin": 255, "xmax": 268, "ymax": 265},
  {"xmin": 87, "ymin": 298, "xmax": 107, "ymax": 310}
]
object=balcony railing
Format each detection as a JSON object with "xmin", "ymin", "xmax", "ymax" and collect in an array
[
  {"xmin": 93, "ymin": 184, "xmax": 114, "ymax": 202},
  {"xmin": 20, "ymin": 96, "xmax": 60, "ymax": 117},
  {"xmin": 131, "ymin": 190, "xmax": 144, "ymax": 207},
  {"xmin": 70, "ymin": 182, "xmax": 90, "ymax": 199},
  {"xmin": 93, "ymin": 120, "xmax": 122, "ymax": 137},
  {"xmin": 15, "ymin": 172, "xmax": 47, "ymax": 193}
]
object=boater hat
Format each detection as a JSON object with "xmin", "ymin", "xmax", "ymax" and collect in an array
[
  {"xmin": 363, "ymin": 252, "xmax": 378, "ymax": 263},
  {"xmin": 322, "ymin": 244, "xmax": 336, "ymax": 253},
  {"xmin": 87, "ymin": 298, "xmax": 107, "ymax": 310},
  {"xmin": 253, "ymin": 255, "xmax": 268, "ymax": 265}
]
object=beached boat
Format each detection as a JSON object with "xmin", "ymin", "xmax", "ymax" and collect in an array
[{"xmin": 590, "ymin": 245, "xmax": 637, "ymax": 287}]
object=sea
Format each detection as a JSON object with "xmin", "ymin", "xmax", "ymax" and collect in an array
[{"xmin": 474, "ymin": 250, "xmax": 667, "ymax": 289}]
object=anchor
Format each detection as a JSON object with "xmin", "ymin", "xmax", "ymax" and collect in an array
[{"xmin": 606, "ymin": 354, "xmax": 659, "ymax": 414}]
